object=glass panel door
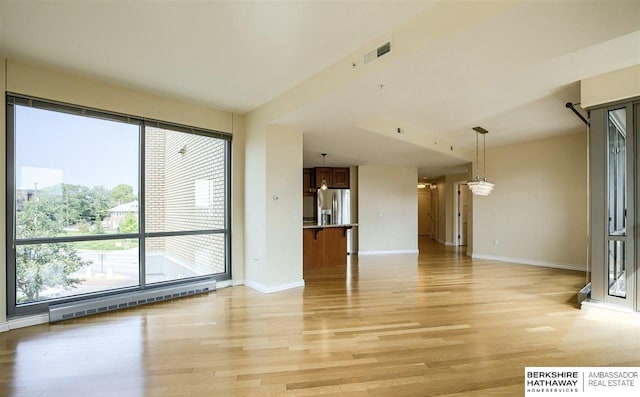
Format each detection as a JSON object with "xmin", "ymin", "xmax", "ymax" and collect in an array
[{"xmin": 605, "ymin": 106, "xmax": 633, "ymax": 305}]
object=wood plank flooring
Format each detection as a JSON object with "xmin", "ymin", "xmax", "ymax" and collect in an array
[{"xmin": 1, "ymin": 237, "xmax": 639, "ymax": 396}]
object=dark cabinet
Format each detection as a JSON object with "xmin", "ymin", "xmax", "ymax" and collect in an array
[
  {"xmin": 303, "ymin": 168, "xmax": 314, "ymax": 196},
  {"xmin": 310, "ymin": 167, "xmax": 350, "ymax": 190},
  {"xmin": 331, "ymin": 168, "xmax": 350, "ymax": 188},
  {"xmin": 315, "ymin": 167, "xmax": 332, "ymax": 189}
]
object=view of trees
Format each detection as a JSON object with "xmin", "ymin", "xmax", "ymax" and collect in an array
[
  {"xmin": 19, "ymin": 183, "xmax": 137, "ymax": 235},
  {"xmin": 16, "ymin": 183, "xmax": 137, "ymax": 302},
  {"xmin": 16, "ymin": 197, "xmax": 90, "ymax": 302},
  {"xmin": 119, "ymin": 213, "xmax": 138, "ymax": 234}
]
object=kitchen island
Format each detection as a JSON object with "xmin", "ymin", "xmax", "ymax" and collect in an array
[{"xmin": 303, "ymin": 223, "xmax": 357, "ymax": 276}]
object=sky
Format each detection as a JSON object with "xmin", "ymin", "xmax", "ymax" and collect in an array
[{"xmin": 15, "ymin": 105, "xmax": 139, "ymax": 191}]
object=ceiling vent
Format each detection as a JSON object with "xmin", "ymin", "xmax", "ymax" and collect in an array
[{"xmin": 363, "ymin": 41, "xmax": 392, "ymax": 65}]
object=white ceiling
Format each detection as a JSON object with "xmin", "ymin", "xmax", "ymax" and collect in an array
[
  {"xmin": 1, "ymin": 1, "xmax": 639, "ymax": 180},
  {"xmin": 0, "ymin": 0, "xmax": 432, "ymax": 113}
]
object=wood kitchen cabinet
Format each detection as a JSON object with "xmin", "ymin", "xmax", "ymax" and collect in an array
[
  {"xmin": 303, "ymin": 226, "xmax": 351, "ymax": 277},
  {"xmin": 315, "ymin": 167, "xmax": 332, "ymax": 189},
  {"xmin": 331, "ymin": 167, "xmax": 350, "ymax": 188},
  {"xmin": 314, "ymin": 167, "xmax": 350, "ymax": 189},
  {"xmin": 303, "ymin": 168, "xmax": 314, "ymax": 196}
]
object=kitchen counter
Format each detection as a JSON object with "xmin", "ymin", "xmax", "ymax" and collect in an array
[
  {"xmin": 303, "ymin": 224, "xmax": 355, "ymax": 276},
  {"xmin": 302, "ymin": 223, "xmax": 358, "ymax": 229}
]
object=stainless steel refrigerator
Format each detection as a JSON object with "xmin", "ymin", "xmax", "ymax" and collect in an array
[
  {"xmin": 317, "ymin": 188, "xmax": 353, "ymax": 253},
  {"xmin": 317, "ymin": 188, "xmax": 350, "ymax": 226}
]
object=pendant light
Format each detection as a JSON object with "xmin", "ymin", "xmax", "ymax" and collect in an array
[
  {"xmin": 467, "ymin": 127, "xmax": 494, "ymax": 196},
  {"xmin": 320, "ymin": 153, "xmax": 328, "ymax": 190}
]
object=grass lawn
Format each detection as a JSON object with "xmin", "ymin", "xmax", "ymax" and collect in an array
[
  {"xmin": 61, "ymin": 229, "xmax": 139, "ymax": 251},
  {"xmin": 74, "ymin": 238, "xmax": 139, "ymax": 251}
]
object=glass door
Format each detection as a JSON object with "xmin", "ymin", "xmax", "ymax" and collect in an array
[{"xmin": 604, "ymin": 105, "xmax": 634, "ymax": 307}]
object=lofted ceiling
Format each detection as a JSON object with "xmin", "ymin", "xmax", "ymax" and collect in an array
[{"xmin": 1, "ymin": 1, "xmax": 639, "ymax": 180}]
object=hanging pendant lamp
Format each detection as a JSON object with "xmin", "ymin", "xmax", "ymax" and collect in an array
[
  {"xmin": 320, "ymin": 153, "xmax": 328, "ymax": 190},
  {"xmin": 467, "ymin": 127, "xmax": 494, "ymax": 196}
]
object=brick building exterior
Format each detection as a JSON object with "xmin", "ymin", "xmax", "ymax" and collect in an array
[{"xmin": 145, "ymin": 127, "xmax": 226, "ymax": 282}]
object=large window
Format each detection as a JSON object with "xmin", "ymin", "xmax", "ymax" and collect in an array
[{"xmin": 6, "ymin": 95, "xmax": 231, "ymax": 315}]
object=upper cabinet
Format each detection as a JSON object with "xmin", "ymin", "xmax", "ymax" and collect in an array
[
  {"xmin": 313, "ymin": 167, "xmax": 350, "ymax": 189},
  {"xmin": 315, "ymin": 167, "xmax": 332, "ymax": 189},
  {"xmin": 303, "ymin": 168, "xmax": 315, "ymax": 196},
  {"xmin": 331, "ymin": 168, "xmax": 350, "ymax": 188}
]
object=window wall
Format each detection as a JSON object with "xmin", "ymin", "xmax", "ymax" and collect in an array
[{"xmin": 6, "ymin": 95, "xmax": 231, "ymax": 315}]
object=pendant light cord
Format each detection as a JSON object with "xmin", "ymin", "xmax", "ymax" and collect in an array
[{"xmin": 475, "ymin": 132, "xmax": 480, "ymax": 179}]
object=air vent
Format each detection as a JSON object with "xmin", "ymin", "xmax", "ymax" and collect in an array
[
  {"xmin": 49, "ymin": 279, "xmax": 216, "ymax": 322},
  {"xmin": 363, "ymin": 41, "xmax": 392, "ymax": 65}
]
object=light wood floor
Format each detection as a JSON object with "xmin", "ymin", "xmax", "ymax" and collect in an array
[{"xmin": 1, "ymin": 238, "xmax": 639, "ymax": 397}]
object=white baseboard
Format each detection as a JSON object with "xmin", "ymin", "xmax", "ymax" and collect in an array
[
  {"xmin": 216, "ymin": 279, "xmax": 245, "ymax": 289},
  {"xmin": 244, "ymin": 279, "xmax": 305, "ymax": 294},
  {"xmin": 581, "ymin": 301, "xmax": 639, "ymax": 320},
  {"xmin": 581, "ymin": 300, "xmax": 635, "ymax": 314},
  {"xmin": 471, "ymin": 253, "xmax": 586, "ymax": 272},
  {"xmin": 216, "ymin": 280, "xmax": 232, "ymax": 288},
  {"xmin": 232, "ymin": 279, "xmax": 245, "ymax": 287},
  {"xmin": 358, "ymin": 249, "xmax": 419, "ymax": 256},
  {"xmin": 0, "ymin": 313, "xmax": 50, "ymax": 332}
]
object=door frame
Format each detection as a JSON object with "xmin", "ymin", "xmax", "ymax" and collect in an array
[
  {"xmin": 453, "ymin": 182, "xmax": 469, "ymax": 247},
  {"xmin": 430, "ymin": 186, "xmax": 438, "ymax": 241}
]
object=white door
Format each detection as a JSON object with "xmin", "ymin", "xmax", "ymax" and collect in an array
[{"xmin": 458, "ymin": 185, "xmax": 469, "ymax": 246}]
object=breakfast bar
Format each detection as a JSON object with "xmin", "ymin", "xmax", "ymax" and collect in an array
[{"xmin": 302, "ymin": 223, "xmax": 356, "ymax": 275}]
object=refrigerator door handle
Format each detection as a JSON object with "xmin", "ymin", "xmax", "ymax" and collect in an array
[{"xmin": 332, "ymin": 194, "xmax": 337, "ymax": 224}]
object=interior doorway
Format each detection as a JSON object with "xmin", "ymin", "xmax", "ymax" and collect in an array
[
  {"xmin": 417, "ymin": 187, "xmax": 431, "ymax": 236},
  {"xmin": 430, "ymin": 186, "xmax": 438, "ymax": 241},
  {"xmin": 454, "ymin": 183, "xmax": 469, "ymax": 246}
]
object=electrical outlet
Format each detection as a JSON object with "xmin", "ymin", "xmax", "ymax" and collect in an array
[{"xmin": 493, "ymin": 239, "xmax": 499, "ymax": 245}]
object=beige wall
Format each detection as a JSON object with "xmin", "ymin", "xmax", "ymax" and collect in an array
[
  {"xmin": 1, "ymin": 58, "xmax": 244, "ymax": 326},
  {"xmin": 431, "ymin": 171, "xmax": 471, "ymax": 247},
  {"xmin": 264, "ymin": 125, "xmax": 303, "ymax": 286},
  {"xmin": 243, "ymin": 117, "xmax": 267, "ymax": 285},
  {"xmin": 445, "ymin": 173, "xmax": 470, "ymax": 245},
  {"xmin": 581, "ymin": 64, "xmax": 640, "ymax": 108},
  {"xmin": 231, "ymin": 114, "xmax": 245, "ymax": 283},
  {"xmin": 472, "ymin": 133, "xmax": 587, "ymax": 270},
  {"xmin": 358, "ymin": 166, "xmax": 418, "ymax": 254},
  {"xmin": 243, "ymin": 121, "xmax": 304, "ymax": 290}
]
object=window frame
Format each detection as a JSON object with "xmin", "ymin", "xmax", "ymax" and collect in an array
[{"xmin": 6, "ymin": 93, "xmax": 232, "ymax": 316}]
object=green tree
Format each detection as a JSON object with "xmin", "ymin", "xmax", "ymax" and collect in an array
[
  {"xmin": 16, "ymin": 197, "xmax": 90, "ymax": 303},
  {"xmin": 119, "ymin": 213, "xmax": 138, "ymax": 234},
  {"xmin": 77, "ymin": 219, "xmax": 90, "ymax": 233},
  {"xmin": 110, "ymin": 184, "xmax": 136, "ymax": 206},
  {"xmin": 93, "ymin": 219, "xmax": 105, "ymax": 234},
  {"xmin": 89, "ymin": 185, "xmax": 112, "ymax": 222},
  {"xmin": 61, "ymin": 183, "xmax": 93, "ymax": 225}
]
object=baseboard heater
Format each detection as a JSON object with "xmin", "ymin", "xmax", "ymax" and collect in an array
[{"xmin": 49, "ymin": 279, "xmax": 216, "ymax": 323}]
